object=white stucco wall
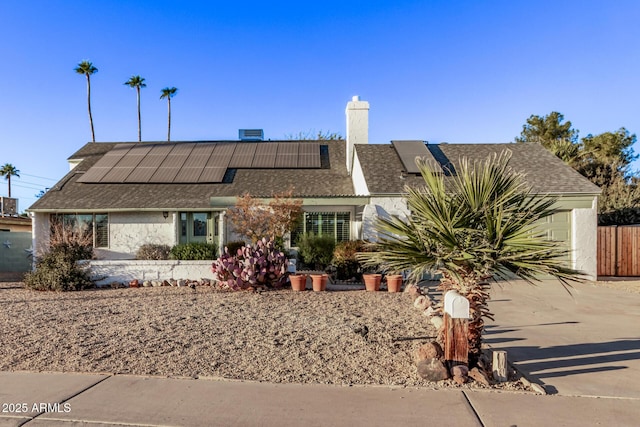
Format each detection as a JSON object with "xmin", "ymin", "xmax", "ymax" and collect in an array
[
  {"xmin": 572, "ymin": 198, "xmax": 598, "ymax": 281},
  {"xmin": 351, "ymin": 150, "xmax": 370, "ymax": 195},
  {"xmin": 362, "ymin": 197, "xmax": 408, "ymax": 241},
  {"xmin": 32, "ymin": 212, "xmax": 50, "ymax": 258},
  {"xmin": 101, "ymin": 211, "xmax": 177, "ymax": 259},
  {"xmin": 83, "ymin": 260, "xmax": 213, "ymax": 286}
]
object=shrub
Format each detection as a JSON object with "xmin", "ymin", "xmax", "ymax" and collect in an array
[
  {"xmin": 136, "ymin": 244, "xmax": 171, "ymax": 260},
  {"xmin": 211, "ymin": 238, "xmax": 288, "ymax": 290},
  {"xmin": 333, "ymin": 240, "xmax": 367, "ymax": 280},
  {"xmin": 24, "ymin": 243, "xmax": 94, "ymax": 291},
  {"xmin": 170, "ymin": 242, "xmax": 218, "ymax": 260},
  {"xmin": 224, "ymin": 240, "xmax": 246, "ymax": 256},
  {"xmin": 297, "ymin": 233, "xmax": 335, "ymax": 270}
]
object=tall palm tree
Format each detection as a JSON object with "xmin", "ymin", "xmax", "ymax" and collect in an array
[
  {"xmin": 124, "ymin": 75, "xmax": 147, "ymax": 142},
  {"xmin": 358, "ymin": 150, "xmax": 582, "ymax": 364},
  {"xmin": 159, "ymin": 87, "xmax": 178, "ymax": 141},
  {"xmin": 0, "ymin": 164, "xmax": 20, "ymax": 197},
  {"xmin": 74, "ymin": 61, "xmax": 98, "ymax": 142}
]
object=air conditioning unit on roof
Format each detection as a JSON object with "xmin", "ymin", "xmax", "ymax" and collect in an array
[{"xmin": 239, "ymin": 129, "xmax": 264, "ymax": 141}]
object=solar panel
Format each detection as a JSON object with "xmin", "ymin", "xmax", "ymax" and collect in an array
[
  {"xmin": 101, "ymin": 166, "xmax": 135, "ymax": 182},
  {"xmin": 252, "ymin": 143, "xmax": 277, "ymax": 168},
  {"xmin": 77, "ymin": 167, "xmax": 111, "ymax": 183},
  {"xmin": 298, "ymin": 143, "xmax": 321, "ymax": 168},
  {"xmin": 124, "ymin": 167, "xmax": 157, "ymax": 183},
  {"xmin": 149, "ymin": 167, "xmax": 181, "ymax": 183},
  {"xmin": 187, "ymin": 144, "xmax": 216, "ymax": 167},
  {"xmin": 78, "ymin": 141, "xmax": 323, "ymax": 184},
  {"xmin": 229, "ymin": 143, "xmax": 257, "ymax": 168},
  {"xmin": 199, "ymin": 166, "xmax": 227, "ymax": 182},
  {"xmin": 392, "ymin": 140, "xmax": 441, "ymax": 174},
  {"xmin": 174, "ymin": 167, "xmax": 204, "ymax": 183},
  {"xmin": 207, "ymin": 144, "xmax": 234, "ymax": 168},
  {"xmin": 275, "ymin": 143, "xmax": 299, "ymax": 168}
]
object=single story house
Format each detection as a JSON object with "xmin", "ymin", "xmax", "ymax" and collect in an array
[{"xmin": 28, "ymin": 97, "xmax": 601, "ymax": 280}]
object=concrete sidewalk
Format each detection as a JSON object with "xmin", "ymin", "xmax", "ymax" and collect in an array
[
  {"xmin": 1, "ymin": 372, "xmax": 640, "ymax": 427},
  {"xmin": 487, "ymin": 280, "xmax": 640, "ymax": 398}
]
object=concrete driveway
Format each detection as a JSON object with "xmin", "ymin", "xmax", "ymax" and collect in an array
[{"xmin": 486, "ymin": 280, "xmax": 640, "ymax": 398}]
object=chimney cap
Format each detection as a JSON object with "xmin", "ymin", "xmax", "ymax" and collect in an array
[{"xmin": 352, "ymin": 95, "xmax": 360, "ymax": 101}]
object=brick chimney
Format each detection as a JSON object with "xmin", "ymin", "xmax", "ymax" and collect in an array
[{"xmin": 345, "ymin": 96, "xmax": 369, "ymax": 175}]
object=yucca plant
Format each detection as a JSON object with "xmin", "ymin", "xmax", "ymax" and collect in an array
[{"xmin": 358, "ymin": 150, "xmax": 583, "ymax": 364}]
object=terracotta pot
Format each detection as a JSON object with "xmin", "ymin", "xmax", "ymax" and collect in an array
[
  {"xmin": 311, "ymin": 274, "xmax": 327, "ymax": 292},
  {"xmin": 289, "ymin": 274, "xmax": 307, "ymax": 291},
  {"xmin": 386, "ymin": 275, "xmax": 403, "ymax": 293},
  {"xmin": 363, "ymin": 274, "xmax": 382, "ymax": 292}
]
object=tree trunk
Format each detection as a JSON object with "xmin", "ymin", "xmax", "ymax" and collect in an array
[
  {"xmin": 167, "ymin": 97, "xmax": 171, "ymax": 142},
  {"xmin": 87, "ymin": 75, "xmax": 95, "ymax": 142},
  {"xmin": 7, "ymin": 175, "xmax": 11, "ymax": 197},
  {"xmin": 137, "ymin": 87, "xmax": 141, "ymax": 142}
]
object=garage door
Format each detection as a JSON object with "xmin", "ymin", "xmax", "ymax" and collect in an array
[{"xmin": 535, "ymin": 210, "xmax": 572, "ymax": 262}]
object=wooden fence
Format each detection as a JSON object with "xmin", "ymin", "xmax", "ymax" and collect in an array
[{"xmin": 597, "ymin": 226, "xmax": 640, "ymax": 276}]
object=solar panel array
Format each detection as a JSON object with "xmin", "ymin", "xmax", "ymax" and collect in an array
[
  {"xmin": 391, "ymin": 140, "xmax": 441, "ymax": 174},
  {"xmin": 78, "ymin": 142, "xmax": 322, "ymax": 184}
]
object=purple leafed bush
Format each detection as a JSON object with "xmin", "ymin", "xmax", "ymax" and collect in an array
[{"xmin": 211, "ymin": 238, "xmax": 289, "ymax": 290}]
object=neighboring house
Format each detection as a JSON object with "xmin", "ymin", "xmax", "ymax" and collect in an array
[
  {"xmin": 0, "ymin": 216, "xmax": 33, "ymax": 281},
  {"xmin": 28, "ymin": 97, "xmax": 601, "ymax": 280}
]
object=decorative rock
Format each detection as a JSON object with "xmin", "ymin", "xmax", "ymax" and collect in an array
[
  {"xmin": 404, "ymin": 284, "xmax": 421, "ymax": 298},
  {"xmin": 177, "ymin": 279, "xmax": 186, "ymax": 287},
  {"xmin": 413, "ymin": 295, "xmax": 430, "ymax": 310},
  {"xmin": 468, "ymin": 367, "xmax": 492, "ymax": 386},
  {"xmin": 451, "ymin": 365, "xmax": 469, "ymax": 378},
  {"xmin": 416, "ymin": 358, "xmax": 449, "ymax": 382},
  {"xmin": 423, "ymin": 306, "xmax": 436, "ymax": 317},
  {"xmin": 531, "ymin": 383, "xmax": 547, "ymax": 395},
  {"xmin": 129, "ymin": 279, "xmax": 139, "ymax": 288},
  {"xmin": 142, "ymin": 280, "xmax": 152, "ymax": 287},
  {"xmin": 430, "ymin": 316, "xmax": 443, "ymax": 330},
  {"xmin": 162, "ymin": 280, "xmax": 170, "ymax": 287},
  {"xmin": 414, "ymin": 342, "xmax": 443, "ymax": 362},
  {"xmin": 109, "ymin": 281, "xmax": 122, "ymax": 289},
  {"xmin": 151, "ymin": 280, "xmax": 162, "ymax": 287},
  {"xmin": 453, "ymin": 375, "xmax": 467, "ymax": 385},
  {"xmin": 169, "ymin": 279, "xmax": 177, "ymax": 287}
]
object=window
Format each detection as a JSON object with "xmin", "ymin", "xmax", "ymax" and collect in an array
[
  {"xmin": 292, "ymin": 212, "xmax": 351, "ymax": 245},
  {"xmin": 50, "ymin": 213, "xmax": 109, "ymax": 248}
]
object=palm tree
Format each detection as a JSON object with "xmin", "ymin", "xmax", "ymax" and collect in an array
[
  {"xmin": 358, "ymin": 150, "xmax": 582, "ymax": 364},
  {"xmin": 74, "ymin": 61, "xmax": 98, "ymax": 142},
  {"xmin": 124, "ymin": 75, "xmax": 147, "ymax": 142},
  {"xmin": 0, "ymin": 164, "xmax": 20, "ymax": 197},
  {"xmin": 159, "ymin": 87, "xmax": 178, "ymax": 141}
]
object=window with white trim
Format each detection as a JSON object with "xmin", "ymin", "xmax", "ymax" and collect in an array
[{"xmin": 291, "ymin": 212, "xmax": 350, "ymax": 245}]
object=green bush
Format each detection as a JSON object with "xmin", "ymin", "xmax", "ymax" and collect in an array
[
  {"xmin": 333, "ymin": 240, "xmax": 366, "ymax": 280},
  {"xmin": 24, "ymin": 243, "xmax": 94, "ymax": 291},
  {"xmin": 170, "ymin": 242, "xmax": 218, "ymax": 260},
  {"xmin": 297, "ymin": 233, "xmax": 335, "ymax": 270},
  {"xmin": 136, "ymin": 244, "xmax": 171, "ymax": 260},
  {"xmin": 224, "ymin": 240, "xmax": 246, "ymax": 256}
]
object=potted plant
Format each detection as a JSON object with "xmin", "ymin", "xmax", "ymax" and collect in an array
[
  {"xmin": 310, "ymin": 273, "xmax": 328, "ymax": 292},
  {"xmin": 363, "ymin": 273, "xmax": 381, "ymax": 291},
  {"xmin": 289, "ymin": 274, "xmax": 307, "ymax": 291},
  {"xmin": 385, "ymin": 273, "xmax": 403, "ymax": 293}
]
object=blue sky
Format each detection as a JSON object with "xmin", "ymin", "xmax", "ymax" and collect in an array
[{"xmin": 1, "ymin": 0, "xmax": 639, "ymax": 209}]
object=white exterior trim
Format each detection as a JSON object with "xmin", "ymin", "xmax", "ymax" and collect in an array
[{"xmin": 571, "ymin": 196, "xmax": 598, "ymax": 281}]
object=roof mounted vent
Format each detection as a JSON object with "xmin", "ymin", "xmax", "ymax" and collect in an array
[{"xmin": 239, "ymin": 129, "xmax": 264, "ymax": 141}]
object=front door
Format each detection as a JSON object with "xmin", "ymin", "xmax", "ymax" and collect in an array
[{"xmin": 180, "ymin": 212, "xmax": 219, "ymax": 244}]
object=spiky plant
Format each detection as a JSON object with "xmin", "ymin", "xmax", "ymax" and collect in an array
[{"xmin": 357, "ymin": 150, "xmax": 583, "ymax": 364}]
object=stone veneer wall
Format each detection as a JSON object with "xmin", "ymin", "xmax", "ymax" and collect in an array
[{"xmin": 82, "ymin": 260, "xmax": 214, "ymax": 286}]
